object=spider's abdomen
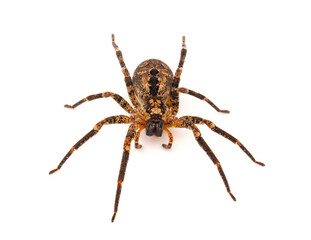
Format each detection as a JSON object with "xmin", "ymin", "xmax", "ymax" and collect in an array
[{"xmin": 132, "ymin": 59, "xmax": 174, "ymax": 103}]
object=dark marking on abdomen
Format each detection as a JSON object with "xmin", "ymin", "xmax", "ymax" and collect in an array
[
  {"xmin": 149, "ymin": 68, "xmax": 159, "ymax": 96},
  {"xmin": 149, "ymin": 76, "xmax": 159, "ymax": 96}
]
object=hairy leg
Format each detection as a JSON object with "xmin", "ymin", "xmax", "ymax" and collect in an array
[
  {"xmin": 49, "ymin": 115, "xmax": 132, "ymax": 174},
  {"xmin": 64, "ymin": 92, "xmax": 134, "ymax": 114},
  {"xmin": 111, "ymin": 34, "xmax": 140, "ymax": 109},
  {"xmin": 180, "ymin": 116, "xmax": 264, "ymax": 166},
  {"xmin": 178, "ymin": 88, "xmax": 229, "ymax": 113},
  {"xmin": 171, "ymin": 36, "xmax": 187, "ymax": 116},
  {"xmin": 171, "ymin": 118, "xmax": 236, "ymax": 201},
  {"xmin": 111, "ymin": 123, "xmax": 138, "ymax": 222}
]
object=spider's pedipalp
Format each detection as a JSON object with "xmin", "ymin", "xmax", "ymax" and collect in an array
[
  {"xmin": 112, "ymin": 123, "xmax": 138, "ymax": 222},
  {"xmin": 49, "ymin": 115, "xmax": 132, "ymax": 174},
  {"xmin": 134, "ymin": 126, "xmax": 145, "ymax": 149},
  {"xmin": 162, "ymin": 127, "xmax": 173, "ymax": 149},
  {"xmin": 64, "ymin": 92, "xmax": 135, "ymax": 114},
  {"xmin": 171, "ymin": 118, "xmax": 236, "ymax": 201},
  {"xmin": 178, "ymin": 88, "xmax": 230, "ymax": 113},
  {"xmin": 180, "ymin": 116, "xmax": 265, "ymax": 166}
]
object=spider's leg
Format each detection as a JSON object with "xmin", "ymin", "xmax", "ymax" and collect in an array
[
  {"xmin": 111, "ymin": 34, "xmax": 140, "ymax": 109},
  {"xmin": 172, "ymin": 118, "xmax": 236, "ymax": 201},
  {"xmin": 134, "ymin": 126, "xmax": 145, "ymax": 149},
  {"xmin": 162, "ymin": 127, "xmax": 173, "ymax": 149},
  {"xmin": 171, "ymin": 36, "xmax": 187, "ymax": 116},
  {"xmin": 177, "ymin": 88, "xmax": 230, "ymax": 113},
  {"xmin": 49, "ymin": 115, "xmax": 132, "ymax": 174},
  {"xmin": 112, "ymin": 123, "xmax": 138, "ymax": 222},
  {"xmin": 175, "ymin": 36, "xmax": 187, "ymax": 79},
  {"xmin": 64, "ymin": 92, "xmax": 135, "ymax": 114},
  {"xmin": 180, "ymin": 116, "xmax": 265, "ymax": 166}
]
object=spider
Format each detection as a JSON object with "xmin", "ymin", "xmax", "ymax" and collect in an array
[{"xmin": 49, "ymin": 34, "xmax": 264, "ymax": 222}]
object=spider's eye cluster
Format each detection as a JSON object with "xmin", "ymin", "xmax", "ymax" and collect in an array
[{"xmin": 146, "ymin": 119, "xmax": 164, "ymax": 137}]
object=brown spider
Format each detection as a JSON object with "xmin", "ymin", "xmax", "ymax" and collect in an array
[{"xmin": 49, "ymin": 34, "xmax": 264, "ymax": 222}]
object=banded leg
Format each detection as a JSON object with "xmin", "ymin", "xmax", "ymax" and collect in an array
[
  {"xmin": 171, "ymin": 36, "xmax": 187, "ymax": 116},
  {"xmin": 162, "ymin": 127, "xmax": 173, "ymax": 149},
  {"xmin": 180, "ymin": 116, "xmax": 264, "ymax": 166},
  {"xmin": 172, "ymin": 118, "xmax": 236, "ymax": 201},
  {"xmin": 64, "ymin": 92, "xmax": 135, "ymax": 114},
  {"xmin": 49, "ymin": 115, "xmax": 132, "ymax": 175},
  {"xmin": 111, "ymin": 34, "xmax": 140, "ymax": 108},
  {"xmin": 175, "ymin": 36, "xmax": 187, "ymax": 80},
  {"xmin": 134, "ymin": 126, "xmax": 145, "ymax": 149},
  {"xmin": 178, "ymin": 88, "xmax": 230, "ymax": 113},
  {"xmin": 112, "ymin": 123, "xmax": 138, "ymax": 222}
]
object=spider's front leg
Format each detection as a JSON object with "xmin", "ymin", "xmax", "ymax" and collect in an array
[
  {"xmin": 171, "ymin": 118, "xmax": 236, "ymax": 201},
  {"xmin": 49, "ymin": 115, "xmax": 133, "ymax": 174},
  {"xmin": 180, "ymin": 116, "xmax": 265, "ymax": 166},
  {"xmin": 112, "ymin": 123, "xmax": 139, "ymax": 222}
]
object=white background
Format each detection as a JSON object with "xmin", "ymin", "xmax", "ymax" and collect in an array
[{"xmin": 1, "ymin": 0, "xmax": 311, "ymax": 239}]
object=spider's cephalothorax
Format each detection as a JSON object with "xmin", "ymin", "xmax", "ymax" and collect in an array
[{"xmin": 49, "ymin": 34, "xmax": 264, "ymax": 222}]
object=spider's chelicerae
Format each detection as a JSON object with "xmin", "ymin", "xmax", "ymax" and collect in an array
[{"xmin": 49, "ymin": 34, "xmax": 264, "ymax": 222}]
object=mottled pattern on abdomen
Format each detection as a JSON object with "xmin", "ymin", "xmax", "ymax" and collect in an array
[{"xmin": 132, "ymin": 59, "xmax": 174, "ymax": 103}]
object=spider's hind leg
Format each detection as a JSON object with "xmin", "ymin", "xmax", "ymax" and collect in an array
[
  {"xmin": 171, "ymin": 36, "xmax": 187, "ymax": 116},
  {"xmin": 175, "ymin": 36, "xmax": 187, "ymax": 77},
  {"xmin": 111, "ymin": 34, "xmax": 140, "ymax": 109}
]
